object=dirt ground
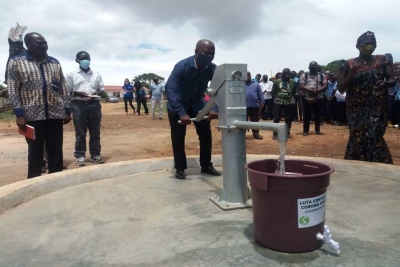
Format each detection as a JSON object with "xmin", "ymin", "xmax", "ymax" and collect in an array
[{"xmin": 1, "ymin": 102, "xmax": 399, "ymax": 187}]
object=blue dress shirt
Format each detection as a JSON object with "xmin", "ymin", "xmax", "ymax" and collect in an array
[{"xmin": 166, "ymin": 56, "xmax": 216, "ymax": 117}]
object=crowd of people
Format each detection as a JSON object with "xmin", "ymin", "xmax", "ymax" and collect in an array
[
  {"xmin": 121, "ymin": 78, "xmax": 164, "ymax": 119},
  {"xmin": 244, "ymin": 31, "xmax": 399, "ymax": 165},
  {"xmin": 3, "ymin": 26, "xmax": 400, "ymax": 181},
  {"xmin": 245, "ymin": 63, "xmax": 349, "ymax": 141}
]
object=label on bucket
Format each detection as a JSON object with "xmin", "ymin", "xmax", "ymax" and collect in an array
[{"xmin": 297, "ymin": 193, "xmax": 326, "ymax": 228}]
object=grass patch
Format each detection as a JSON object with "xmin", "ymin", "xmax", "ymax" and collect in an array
[{"xmin": 0, "ymin": 110, "xmax": 14, "ymax": 122}]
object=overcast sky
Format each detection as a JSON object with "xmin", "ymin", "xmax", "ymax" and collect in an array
[{"xmin": 1, "ymin": 0, "xmax": 399, "ymax": 85}]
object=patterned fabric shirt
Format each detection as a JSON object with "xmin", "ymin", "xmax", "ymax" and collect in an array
[
  {"xmin": 166, "ymin": 56, "xmax": 216, "ymax": 117},
  {"xmin": 271, "ymin": 79, "xmax": 296, "ymax": 105},
  {"xmin": 299, "ymin": 73, "xmax": 327, "ymax": 99},
  {"xmin": 7, "ymin": 52, "xmax": 71, "ymax": 121}
]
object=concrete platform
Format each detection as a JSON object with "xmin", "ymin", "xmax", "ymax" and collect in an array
[{"xmin": 0, "ymin": 166, "xmax": 399, "ymax": 267}]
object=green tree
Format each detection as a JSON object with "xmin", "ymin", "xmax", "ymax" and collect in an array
[
  {"xmin": 321, "ymin": 60, "xmax": 341, "ymax": 74},
  {"xmin": 132, "ymin": 73, "xmax": 165, "ymax": 88}
]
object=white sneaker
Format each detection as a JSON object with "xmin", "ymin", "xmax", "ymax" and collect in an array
[
  {"xmin": 394, "ymin": 124, "xmax": 399, "ymax": 128},
  {"xmin": 76, "ymin": 157, "xmax": 86, "ymax": 166},
  {"xmin": 91, "ymin": 156, "xmax": 104, "ymax": 164}
]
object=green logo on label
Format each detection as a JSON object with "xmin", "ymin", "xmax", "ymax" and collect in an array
[{"xmin": 299, "ymin": 216, "xmax": 310, "ymax": 225}]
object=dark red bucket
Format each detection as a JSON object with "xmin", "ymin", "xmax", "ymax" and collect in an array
[{"xmin": 246, "ymin": 159, "xmax": 334, "ymax": 253}]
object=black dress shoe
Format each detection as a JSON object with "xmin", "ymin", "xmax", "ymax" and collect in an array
[
  {"xmin": 201, "ymin": 166, "xmax": 221, "ymax": 176},
  {"xmin": 175, "ymin": 169, "xmax": 186, "ymax": 179}
]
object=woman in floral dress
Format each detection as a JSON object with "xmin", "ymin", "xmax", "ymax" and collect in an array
[{"xmin": 337, "ymin": 31, "xmax": 396, "ymax": 164}]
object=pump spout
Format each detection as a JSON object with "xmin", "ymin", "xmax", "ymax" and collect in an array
[{"xmin": 233, "ymin": 121, "xmax": 288, "ymax": 142}]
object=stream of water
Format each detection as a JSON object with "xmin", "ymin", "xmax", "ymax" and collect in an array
[{"xmin": 276, "ymin": 141, "xmax": 287, "ymax": 175}]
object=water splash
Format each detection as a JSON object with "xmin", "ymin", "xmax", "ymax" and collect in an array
[{"xmin": 276, "ymin": 142, "xmax": 287, "ymax": 174}]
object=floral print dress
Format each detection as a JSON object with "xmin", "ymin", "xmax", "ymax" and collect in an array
[{"xmin": 338, "ymin": 55, "xmax": 393, "ymax": 164}]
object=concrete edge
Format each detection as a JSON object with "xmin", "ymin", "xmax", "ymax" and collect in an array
[{"xmin": 0, "ymin": 155, "xmax": 399, "ymax": 216}]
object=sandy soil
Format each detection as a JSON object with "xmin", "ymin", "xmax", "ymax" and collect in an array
[{"xmin": 1, "ymin": 102, "xmax": 399, "ymax": 187}]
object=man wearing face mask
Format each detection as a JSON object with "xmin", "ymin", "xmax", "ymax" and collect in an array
[
  {"xmin": 299, "ymin": 61, "xmax": 327, "ymax": 136},
  {"xmin": 7, "ymin": 32, "xmax": 71, "ymax": 178},
  {"xmin": 259, "ymin": 74, "xmax": 273, "ymax": 120},
  {"xmin": 271, "ymin": 68, "xmax": 296, "ymax": 140},
  {"xmin": 149, "ymin": 78, "xmax": 164, "ymax": 120},
  {"xmin": 66, "ymin": 51, "xmax": 105, "ymax": 167},
  {"xmin": 166, "ymin": 39, "xmax": 220, "ymax": 180},
  {"xmin": 246, "ymin": 71, "xmax": 265, "ymax": 139}
]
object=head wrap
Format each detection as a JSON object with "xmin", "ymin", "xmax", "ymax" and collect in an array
[{"xmin": 357, "ymin": 31, "xmax": 376, "ymax": 46}]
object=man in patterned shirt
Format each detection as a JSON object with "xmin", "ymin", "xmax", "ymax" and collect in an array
[
  {"xmin": 271, "ymin": 68, "xmax": 296, "ymax": 139},
  {"xmin": 7, "ymin": 32, "xmax": 71, "ymax": 178},
  {"xmin": 165, "ymin": 39, "xmax": 220, "ymax": 180}
]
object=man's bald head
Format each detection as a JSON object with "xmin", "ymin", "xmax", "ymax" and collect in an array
[
  {"xmin": 194, "ymin": 39, "xmax": 215, "ymax": 68},
  {"xmin": 195, "ymin": 39, "xmax": 215, "ymax": 51},
  {"xmin": 24, "ymin": 32, "xmax": 44, "ymax": 46},
  {"xmin": 24, "ymin": 32, "xmax": 48, "ymax": 60}
]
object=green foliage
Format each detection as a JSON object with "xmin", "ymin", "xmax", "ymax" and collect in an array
[
  {"xmin": 99, "ymin": 91, "xmax": 108, "ymax": 99},
  {"xmin": 132, "ymin": 73, "xmax": 165, "ymax": 88},
  {"xmin": 0, "ymin": 110, "xmax": 14, "ymax": 122},
  {"xmin": 0, "ymin": 84, "xmax": 5, "ymax": 91},
  {"xmin": 321, "ymin": 60, "xmax": 341, "ymax": 74}
]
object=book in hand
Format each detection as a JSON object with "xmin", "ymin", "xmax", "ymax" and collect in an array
[{"xmin": 18, "ymin": 125, "xmax": 36, "ymax": 140}]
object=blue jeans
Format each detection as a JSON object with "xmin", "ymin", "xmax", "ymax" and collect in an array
[{"xmin": 72, "ymin": 100, "xmax": 102, "ymax": 158}]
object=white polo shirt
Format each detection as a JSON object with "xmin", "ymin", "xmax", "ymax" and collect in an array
[
  {"xmin": 259, "ymin": 81, "xmax": 273, "ymax": 99},
  {"xmin": 66, "ymin": 68, "xmax": 104, "ymax": 100}
]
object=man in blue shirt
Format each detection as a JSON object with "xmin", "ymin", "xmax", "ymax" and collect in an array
[
  {"xmin": 149, "ymin": 78, "xmax": 164, "ymax": 120},
  {"xmin": 166, "ymin": 39, "xmax": 220, "ymax": 179},
  {"xmin": 246, "ymin": 71, "xmax": 265, "ymax": 139}
]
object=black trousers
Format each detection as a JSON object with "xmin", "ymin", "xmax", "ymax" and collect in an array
[
  {"xmin": 261, "ymin": 98, "xmax": 274, "ymax": 119},
  {"xmin": 294, "ymin": 95, "xmax": 300, "ymax": 121},
  {"xmin": 124, "ymin": 97, "xmax": 135, "ymax": 113},
  {"xmin": 336, "ymin": 101, "xmax": 347, "ymax": 124},
  {"xmin": 247, "ymin": 107, "xmax": 261, "ymax": 136},
  {"xmin": 273, "ymin": 104, "xmax": 294, "ymax": 134},
  {"xmin": 168, "ymin": 107, "xmax": 212, "ymax": 170},
  {"xmin": 136, "ymin": 96, "xmax": 149, "ymax": 114},
  {"xmin": 393, "ymin": 100, "xmax": 400, "ymax": 125},
  {"xmin": 320, "ymin": 98, "xmax": 327, "ymax": 121},
  {"xmin": 325, "ymin": 98, "xmax": 337, "ymax": 123},
  {"xmin": 25, "ymin": 120, "xmax": 63, "ymax": 178},
  {"xmin": 303, "ymin": 97, "xmax": 322, "ymax": 133}
]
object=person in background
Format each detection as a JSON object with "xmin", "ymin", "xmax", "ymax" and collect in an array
[
  {"xmin": 393, "ymin": 77, "xmax": 400, "ymax": 128},
  {"xmin": 260, "ymin": 74, "xmax": 274, "ymax": 120},
  {"xmin": 165, "ymin": 39, "xmax": 220, "ymax": 180},
  {"xmin": 246, "ymin": 71, "xmax": 265, "ymax": 139},
  {"xmin": 334, "ymin": 88, "xmax": 346, "ymax": 126},
  {"xmin": 275, "ymin": 72, "xmax": 282, "ymax": 80},
  {"xmin": 271, "ymin": 68, "xmax": 296, "ymax": 139},
  {"xmin": 134, "ymin": 80, "xmax": 149, "ymax": 115},
  {"xmin": 296, "ymin": 70, "xmax": 305, "ymax": 122},
  {"xmin": 299, "ymin": 61, "xmax": 327, "ymax": 136},
  {"xmin": 338, "ymin": 31, "xmax": 396, "ymax": 164},
  {"xmin": 385, "ymin": 53, "xmax": 395, "ymax": 126},
  {"xmin": 254, "ymin": 74, "xmax": 261, "ymax": 83},
  {"xmin": 66, "ymin": 51, "xmax": 104, "ymax": 166},
  {"xmin": 8, "ymin": 32, "xmax": 71, "ymax": 178},
  {"xmin": 122, "ymin": 78, "xmax": 135, "ymax": 115},
  {"xmin": 290, "ymin": 71, "xmax": 299, "ymax": 122},
  {"xmin": 325, "ymin": 73, "xmax": 338, "ymax": 124},
  {"xmin": 149, "ymin": 78, "xmax": 164, "ymax": 120}
]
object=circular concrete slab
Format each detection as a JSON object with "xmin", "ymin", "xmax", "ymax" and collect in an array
[{"xmin": 0, "ymin": 168, "xmax": 399, "ymax": 267}]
